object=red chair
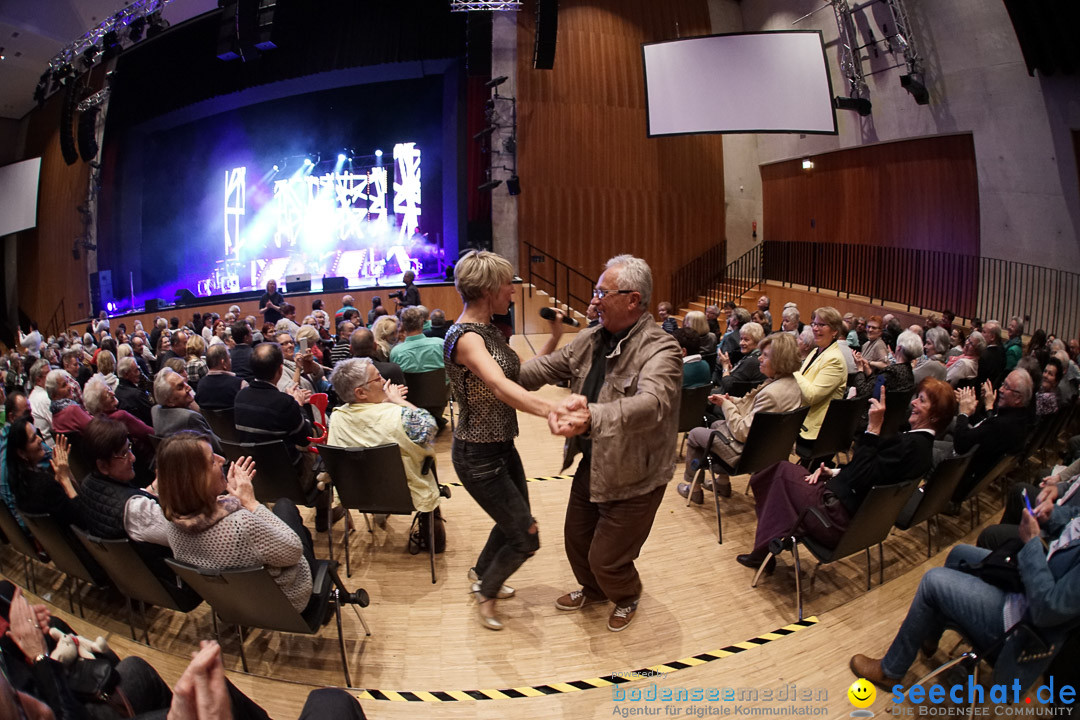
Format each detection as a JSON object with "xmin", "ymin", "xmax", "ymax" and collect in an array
[{"xmin": 307, "ymin": 393, "xmax": 329, "ymax": 449}]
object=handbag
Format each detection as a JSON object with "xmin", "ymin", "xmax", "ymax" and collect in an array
[
  {"xmin": 65, "ymin": 658, "xmax": 134, "ymax": 718},
  {"xmin": 957, "ymin": 537, "xmax": 1026, "ymax": 593}
]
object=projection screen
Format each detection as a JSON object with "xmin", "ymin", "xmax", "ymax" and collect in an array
[
  {"xmin": 643, "ymin": 31, "xmax": 838, "ymax": 136},
  {"xmin": 0, "ymin": 157, "xmax": 42, "ymax": 237}
]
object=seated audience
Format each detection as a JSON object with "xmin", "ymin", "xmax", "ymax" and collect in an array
[
  {"xmin": 673, "ymin": 327, "xmax": 709, "ymax": 388},
  {"xmin": 720, "ymin": 307, "xmax": 751, "ymax": 367},
  {"xmin": 851, "ymin": 505, "xmax": 1080, "ymax": 693},
  {"xmin": 914, "ymin": 326, "xmax": 949, "ymax": 384},
  {"xmin": 678, "ymin": 333, "xmax": 804, "ymax": 501},
  {"xmin": 757, "ymin": 295, "xmax": 772, "ymax": 333},
  {"xmin": 233, "ymin": 342, "xmax": 341, "ymax": 532},
  {"xmin": 115, "ymin": 356, "xmax": 153, "ymax": 426},
  {"xmin": 61, "ymin": 347, "xmax": 92, "ymax": 391},
  {"xmin": 337, "ymin": 294, "xmax": 357, "ymax": 324},
  {"xmin": 1036, "ymin": 356, "xmax": 1064, "ymax": 417},
  {"xmin": 328, "ymin": 357, "xmax": 446, "ymax": 550},
  {"xmin": 426, "ymin": 308, "xmax": 450, "ymax": 339},
  {"xmin": 860, "ymin": 316, "xmax": 889, "ymax": 371},
  {"xmin": 782, "ymin": 306, "xmax": 802, "ymax": 336},
  {"xmin": 852, "ymin": 330, "xmax": 920, "ymax": 400},
  {"xmin": 156, "ymin": 431, "xmax": 316, "ymax": 613},
  {"xmin": 738, "ymin": 378, "xmax": 955, "ymax": 572},
  {"xmin": 351, "ymin": 327, "xmax": 407, "ymax": 386},
  {"xmin": 152, "ymin": 367, "xmax": 223, "ymax": 454},
  {"xmin": 794, "ymin": 307, "xmax": 848, "ymax": 447},
  {"xmin": 1004, "ymin": 315, "xmax": 1025, "ymax": 370},
  {"xmin": 705, "ymin": 304, "xmax": 722, "ymax": 336},
  {"xmin": 945, "ymin": 329, "xmax": 985, "ymax": 387},
  {"xmin": 46, "ymin": 370, "xmax": 92, "ymax": 437},
  {"xmin": 977, "ymin": 319, "xmax": 1007, "ymax": 388},
  {"xmin": 6, "ymin": 417, "xmax": 81, "ymax": 528},
  {"xmin": 275, "ymin": 302, "xmax": 302, "ymax": 338},
  {"xmin": 390, "ymin": 307, "xmax": 445, "ymax": 374},
  {"xmin": 0, "ymin": 392, "xmax": 31, "ymax": 533},
  {"xmin": 372, "ymin": 315, "xmax": 401, "ymax": 360},
  {"xmin": 28, "ymin": 359, "xmax": 53, "ymax": 445},
  {"xmin": 83, "ymin": 376, "xmax": 153, "ymax": 439},
  {"xmin": 194, "ymin": 343, "xmax": 247, "ymax": 411},
  {"xmin": 656, "ymin": 302, "xmax": 678, "ymax": 334},
  {"xmin": 276, "ymin": 331, "xmax": 326, "ymax": 395},
  {"xmin": 683, "ymin": 310, "xmax": 717, "ymax": 360},
  {"xmin": 715, "ymin": 321, "xmax": 766, "ymax": 393},
  {"xmin": 229, "ymin": 322, "xmax": 255, "ymax": 381},
  {"xmin": 331, "ymin": 320, "xmax": 356, "ymax": 366},
  {"xmin": 185, "ymin": 333, "xmax": 208, "ymax": 388},
  {"xmin": 297, "ymin": 324, "xmax": 325, "ymax": 364}
]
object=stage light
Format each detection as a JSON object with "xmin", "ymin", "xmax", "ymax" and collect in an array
[
  {"xmin": 900, "ymin": 73, "xmax": 930, "ymax": 105},
  {"xmin": 472, "ymin": 126, "xmax": 497, "ymax": 142},
  {"xmin": 304, "ymin": 158, "xmax": 313, "ymax": 166},
  {"xmin": 81, "ymin": 45, "xmax": 99, "ymax": 69},
  {"xmin": 478, "ymin": 179, "xmax": 502, "ymax": 192},
  {"xmin": 146, "ymin": 12, "xmax": 167, "ymax": 39},
  {"xmin": 506, "ymin": 175, "xmax": 521, "ymax": 196},
  {"xmin": 375, "ymin": 149, "xmax": 383, "ymax": 158},
  {"xmin": 107, "ymin": 302, "xmax": 115, "ymax": 312},
  {"xmin": 128, "ymin": 17, "xmax": 146, "ymax": 43},
  {"xmin": 486, "ymin": 75, "xmax": 508, "ymax": 89},
  {"xmin": 833, "ymin": 96, "xmax": 872, "ymax": 117},
  {"xmin": 273, "ymin": 164, "xmax": 279, "ymax": 171},
  {"xmin": 802, "ymin": 158, "xmax": 814, "ymax": 170},
  {"xmin": 102, "ymin": 31, "xmax": 122, "ymax": 60},
  {"xmin": 338, "ymin": 153, "xmax": 347, "ymax": 163}
]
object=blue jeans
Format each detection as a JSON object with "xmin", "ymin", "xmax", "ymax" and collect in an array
[
  {"xmin": 452, "ymin": 439, "xmax": 538, "ymax": 599},
  {"xmin": 881, "ymin": 544, "xmax": 1007, "ymax": 678}
]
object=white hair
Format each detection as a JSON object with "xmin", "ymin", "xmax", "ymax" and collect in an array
[
  {"xmin": 83, "ymin": 377, "xmax": 111, "ymax": 415},
  {"xmin": 605, "ymin": 254, "xmax": 653, "ymax": 308},
  {"xmin": 330, "ymin": 357, "xmax": 375, "ymax": 400},
  {"xmin": 894, "ymin": 330, "xmax": 924, "ymax": 362}
]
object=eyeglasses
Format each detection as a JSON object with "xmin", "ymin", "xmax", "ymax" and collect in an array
[
  {"xmin": 810, "ymin": 322, "xmax": 829, "ymax": 329},
  {"xmin": 112, "ymin": 441, "xmax": 134, "ymax": 459},
  {"xmin": 592, "ymin": 288, "xmax": 635, "ymax": 300}
]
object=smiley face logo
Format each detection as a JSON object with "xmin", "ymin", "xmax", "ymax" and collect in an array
[{"xmin": 848, "ymin": 678, "xmax": 876, "ymax": 708}]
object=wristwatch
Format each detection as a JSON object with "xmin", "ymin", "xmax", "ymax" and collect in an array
[{"xmin": 32, "ymin": 653, "xmax": 48, "ymax": 664}]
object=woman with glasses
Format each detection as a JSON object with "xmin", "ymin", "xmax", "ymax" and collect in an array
[
  {"xmin": 446, "ymin": 250, "xmax": 568, "ymax": 630},
  {"xmin": 794, "ymin": 306, "xmax": 849, "ymax": 447},
  {"xmin": 945, "ymin": 329, "xmax": 986, "ymax": 387},
  {"xmin": 860, "ymin": 315, "xmax": 889, "ymax": 372}
]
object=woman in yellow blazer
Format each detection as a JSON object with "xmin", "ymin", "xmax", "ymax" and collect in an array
[{"xmin": 794, "ymin": 306, "xmax": 848, "ymax": 442}]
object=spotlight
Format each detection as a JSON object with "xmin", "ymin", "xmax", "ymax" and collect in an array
[
  {"xmin": 900, "ymin": 73, "xmax": 930, "ymax": 105},
  {"xmin": 506, "ymin": 175, "xmax": 521, "ymax": 196},
  {"xmin": 128, "ymin": 17, "xmax": 146, "ymax": 43},
  {"xmin": 102, "ymin": 31, "xmax": 122, "ymax": 60},
  {"xmin": 472, "ymin": 126, "xmax": 497, "ymax": 142},
  {"xmin": 107, "ymin": 302, "xmax": 116, "ymax": 312},
  {"xmin": 374, "ymin": 149, "xmax": 383, "ymax": 158},
  {"xmin": 81, "ymin": 45, "xmax": 99, "ymax": 69},
  {"xmin": 146, "ymin": 12, "xmax": 167, "ymax": 38},
  {"xmin": 272, "ymin": 164, "xmax": 279, "ymax": 171},
  {"xmin": 338, "ymin": 153, "xmax": 347, "ymax": 162},
  {"xmin": 304, "ymin": 158, "xmax": 313, "ymax": 166},
  {"xmin": 478, "ymin": 179, "xmax": 502, "ymax": 192},
  {"xmin": 833, "ymin": 96, "xmax": 872, "ymax": 117},
  {"xmin": 801, "ymin": 158, "xmax": 814, "ymax": 170},
  {"xmin": 486, "ymin": 75, "xmax": 508, "ymax": 89}
]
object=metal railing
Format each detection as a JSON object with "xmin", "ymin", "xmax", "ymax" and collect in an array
[
  {"xmin": 44, "ymin": 299, "xmax": 67, "ymax": 340},
  {"xmin": 671, "ymin": 241, "xmax": 726, "ymax": 311},
  {"xmin": 522, "ymin": 241, "xmax": 595, "ymax": 317},
  {"xmin": 762, "ymin": 240, "xmax": 1080, "ymax": 338}
]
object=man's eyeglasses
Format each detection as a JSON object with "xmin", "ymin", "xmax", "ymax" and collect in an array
[{"xmin": 592, "ymin": 288, "xmax": 635, "ymax": 300}]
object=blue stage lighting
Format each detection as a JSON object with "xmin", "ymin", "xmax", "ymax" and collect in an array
[
  {"xmin": 374, "ymin": 149, "xmax": 383, "ymax": 158},
  {"xmin": 304, "ymin": 158, "xmax": 314, "ymax": 166},
  {"xmin": 338, "ymin": 153, "xmax": 347, "ymax": 163},
  {"xmin": 272, "ymin": 164, "xmax": 279, "ymax": 172}
]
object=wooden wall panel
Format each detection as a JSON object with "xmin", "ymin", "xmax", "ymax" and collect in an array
[
  {"xmin": 761, "ymin": 134, "xmax": 979, "ymax": 255},
  {"xmin": 17, "ymin": 94, "xmax": 92, "ymax": 333},
  {"xmin": 516, "ymin": 0, "xmax": 725, "ymax": 308}
]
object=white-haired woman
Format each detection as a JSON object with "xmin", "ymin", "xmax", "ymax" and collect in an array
[
  {"xmin": 914, "ymin": 327, "xmax": 949, "ymax": 385},
  {"xmin": 945, "ymin": 331, "xmax": 985, "ymax": 387},
  {"xmin": 46, "ymin": 369, "xmax": 92, "ymax": 437},
  {"xmin": 94, "ymin": 349, "xmax": 119, "ymax": 392},
  {"xmin": 446, "ymin": 250, "xmax": 566, "ymax": 631},
  {"xmin": 852, "ymin": 330, "xmax": 921, "ymax": 401}
]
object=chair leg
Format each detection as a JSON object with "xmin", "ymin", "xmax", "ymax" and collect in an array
[
  {"xmin": 139, "ymin": 599, "xmax": 150, "ymax": 646},
  {"xmin": 713, "ymin": 475, "xmax": 723, "ymax": 544},
  {"xmin": 685, "ymin": 467, "xmax": 701, "ymax": 508},
  {"xmin": 326, "ymin": 501, "xmax": 334, "ymax": 563},
  {"xmin": 427, "ymin": 511, "xmax": 436, "ymax": 584},
  {"xmin": 344, "ymin": 512, "xmax": 352, "ymax": 578},
  {"xmin": 236, "ymin": 625, "xmax": 248, "ymax": 673},
  {"xmin": 865, "ymin": 547, "xmax": 872, "ymax": 591},
  {"xmin": 792, "ymin": 542, "xmax": 804, "ymax": 622},
  {"xmin": 926, "ymin": 518, "xmax": 933, "ymax": 559},
  {"xmin": 125, "ymin": 596, "xmax": 137, "ymax": 641},
  {"xmin": 333, "ymin": 594, "xmax": 352, "ymax": 688},
  {"xmin": 878, "ymin": 542, "xmax": 884, "ymax": 585}
]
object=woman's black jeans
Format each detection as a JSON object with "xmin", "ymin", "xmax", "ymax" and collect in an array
[{"xmin": 452, "ymin": 439, "xmax": 539, "ymax": 599}]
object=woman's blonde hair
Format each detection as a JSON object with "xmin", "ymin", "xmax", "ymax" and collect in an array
[
  {"xmin": 758, "ymin": 333, "xmax": 801, "ymax": 376},
  {"xmin": 455, "ymin": 250, "xmax": 514, "ymax": 303},
  {"xmin": 372, "ymin": 315, "xmax": 400, "ymax": 357},
  {"xmin": 186, "ymin": 334, "xmax": 205, "ymax": 358},
  {"xmin": 683, "ymin": 310, "xmax": 709, "ymax": 336},
  {"xmin": 96, "ymin": 350, "xmax": 116, "ymax": 375},
  {"xmin": 155, "ymin": 432, "xmax": 219, "ymax": 520}
]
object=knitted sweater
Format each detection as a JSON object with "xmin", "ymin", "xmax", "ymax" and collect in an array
[{"xmin": 165, "ymin": 502, "xmax": 312, "ymax": 611}]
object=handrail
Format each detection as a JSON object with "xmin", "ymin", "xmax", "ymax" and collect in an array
[
  {"xmin": 671, "ymin": 241, "xmax": 726, "ymax": 311},
  {"xmin": 45, "ymin": 299, "xmax": 66, "ymax": 340},
  {"xmin": 521, "ymin": 241, "xmax": 595, "ymax": 316},
  {"xmin": 711, "ymin": 244, "xmax": 764, "ymax": 309},
  {"xmin": 763, "ymin": 240, "xmax": 1080, "ymax": 338}
]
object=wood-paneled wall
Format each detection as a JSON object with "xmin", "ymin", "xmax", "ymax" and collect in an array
[
  {"xmin": 17, "ymin": 93, "xmax": 92, "ymax": 334},
  {"xmin": 761, "ymin": 134, "xmax": 979, "ymax": 255},
  {"xmin": 515, "ymin": 0, "xmax": 725, "ymax": 308}
]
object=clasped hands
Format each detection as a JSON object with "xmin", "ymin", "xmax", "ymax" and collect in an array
[{"xmin": 548, "ymin": 394, "xmax": 591, "ymax": 438}]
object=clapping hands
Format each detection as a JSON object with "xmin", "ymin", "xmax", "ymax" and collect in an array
[
  {"xmin": 548, "ymin": 394, "xmax": 591, "ymax": 437},
  {"xmin": 167, "ymin": 641, "xmax": 231, "ymax": 720},
  {"xmin": 226, "ymin": 456, "xmax": 258, "ymax": 511}
]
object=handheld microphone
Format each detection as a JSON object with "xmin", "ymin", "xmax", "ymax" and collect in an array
[{"xmin": 539, "ymin": 307, "xmax": 580, "ymax": 327}]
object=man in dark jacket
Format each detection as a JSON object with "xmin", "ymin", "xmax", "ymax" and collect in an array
[
  {"xmin": 115, "ymin": 357, "xmax": 153, "ymax": 426},
  {"xmin": 229, "ymin": 322, "xmax": 255, "ymax": 381}
]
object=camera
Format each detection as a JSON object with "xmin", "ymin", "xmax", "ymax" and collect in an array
[{"xmin": 388, "ymin": 290, "xmax": 405, "ymax": 300}]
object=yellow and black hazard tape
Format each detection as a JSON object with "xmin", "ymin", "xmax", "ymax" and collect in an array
[
  {"xmin": 355, "ymin": 617, "xmax": 819, "ymax": 702},
  {"xmin": 445, "ymin": 474, "xmax": 572, "ymax": 488}
]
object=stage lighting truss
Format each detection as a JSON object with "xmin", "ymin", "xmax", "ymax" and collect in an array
[
  {"xmin": 36, "ymin": 0, "xmax": 171, "ymax": 102},
  {"xmin": 76, "ymin": 88, "xmax": 111, "ymax": 112},
  {"xmin": 449, "ymin": 1, "xmax": 523, "ymax": 11}
]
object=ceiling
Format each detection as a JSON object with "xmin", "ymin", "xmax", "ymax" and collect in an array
[{"xmin": 0, "ymin": 0, "xmax": 217, "ymax": 120}]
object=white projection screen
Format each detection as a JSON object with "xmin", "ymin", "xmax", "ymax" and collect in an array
[
  {"xmin": 0, "ymin": 157, "xmax": 42, "ymax": 236},
  {"xmin": 643, "ymin": 31, "xmax": 838, "ymax": 136}
]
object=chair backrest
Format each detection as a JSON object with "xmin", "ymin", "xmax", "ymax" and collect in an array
[
  {"xmin": 403, "ymin": 369, "xmax": 449, "ymax": 409},
  {"xmin": 896, "ymin": 447, "xmax": 977, "ymax": 530},
  {"xmin": 72, "ymin": 527, "xmax": 198, "ymax": 612},
  {"xmin": 827, "ymin": 480, "xmax": 919, "ymax": 562},
  {"xmin": 200, "ymin": 407, "xmax": 238, "ymax": 443},
  {"xmin": 317, "ymin": 444, "xmax": 416, "ymax": 515},
  {"xmin": 806, "ymin": 397, "xmax": 869, "ymax": 459},
  {"xmin": 879, "ymin": 389, "xmax": 915, "ymax": 438},
  {"xmin": 165, "ymin": 559, "xmax": 312, "ymax": 634},
  {"xmin": 678, "ymin": 384, "xmax": 713, "ymax": 434},
  {"xmin": 0, "ymin": 503, "xmax": 39, "ymax": 561},
  {"xmin": 57, "ymin": 432, "xmax": 93, "ymax": 484},
  {"xmin": 957, "ymin": 452, "xmax": 1019, "ymax": 505},
  {"xmin": 220, "ymin": 440, "xmax": 309, "ymax": 505},
  {"xmin": 726, "ymin": 379, "xmax": 759, "ymax": 398},
  {"xmin": 735, "ymin": 405, "xmax": 812, "ymax": 475},
  {"xmin": 20, "ymin": 513, "xmax": 109, "ymax": 586}
]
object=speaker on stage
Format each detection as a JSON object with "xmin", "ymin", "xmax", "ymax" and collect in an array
[
  {"xmin": 89, "ymin": 270, "xmax": 114, "ymax": 316},
  {"xmin": 146, "ymin": 299, "xmax": 162, "ymax": 312},
  {"xmin": 174, "ymin": 288, "xmax": 197, "ymax": 306},
  {"xmin": 533, "ymin": 0, "xmax": 559, "ymax": 70},
  {"xmin": 323, "ymin": 276, "xmax": 347, "ymax": 292},
  {"xmin": 285, "ymin": 273, "xmax": 311, "ymax": 293}
]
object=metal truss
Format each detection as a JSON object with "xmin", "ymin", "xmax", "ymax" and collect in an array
[
  {"xmin": 881, "ymin": 0, "xmax": 922, "ymax": 75},
  {"xmin": 449, "ymin": 1, "xmax": 523, "ymax": 11},
  {"xmin": 47, "ymin": 0, "xmax": 171, "ymax": 71},
  {"xmin": 831, "ymin": 0, "xmax": 869, "ymax": 100},
  {"xmin": 76, "ymin": 88, "xmax": 110, "ymax": 112}
]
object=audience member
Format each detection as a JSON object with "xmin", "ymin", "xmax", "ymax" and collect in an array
[
  {"xmin": 46, "ymin": 369, "xmax": 92, "ymax": 437},
  {"xmin": 372, "ymin": 315, "xmax": 401, "ymax": 360},
  {"xmin": 276, "ymin": 331, "xmax": 327, "ymax": 395},
  {"xmin": 1036, "ymin": 356, "xmax": 1064, "ymax": 417},
  {"xmin": 185, "ymin": 333, "xmax": 208, "ymax": 389},
  {"xmin": 336, "ymin": 294, "xmax": 357, "ymax": 323},
  {"xmin": 673, "ymin": 327, "xmax": 709, "ymax": 388},
  {"xmin": 390, "ymin": 307, "xmax": 446, "ymax": 374},
  {"xmin": 115, "ymin": 356, "xmax": 153, "ymax": 425},
  {"xmin": 978, "ymin": 319, "xmax": 1007, "ymax": 388},
  {"xmin": 861, "ymin": 316, "xmax": 889, "ymax": 371},
  {"xmin": 720, "ymin": 307, "xmax": 751, "ymax": 367},
  {"xmin": 350, "ymin": 327, "xmax": 406, "ymax": 386},
  {"xmin": 426, "ymin": 308, "xmax": 450, "ymax": 339},
  {"xmin": 331, "ymin": 320, "xmax": 357, "ymax": 366},
  {"xmin": 6, "ymin": 417, "xmax": 81, "ymax": 528},
  {"xmin": 852, "ymin": 330, "xmax": 920, "ymax": 400},
  {"xmin": 679, "ymin": 333, "xmax": 804, "ymax": 502},
  {"xmin": 716, "ymin": 322, "xmax": 766, "ymax": 393},
  {"xmin": 945, "ymin": 329, "xmax": 985, "ymax": 387},
  {"xmin": 1004, "ymin": 315, "xmax": 1025, "ymax": 371},
  {"xmin": 914, "ymin": 326, "xmax": 949, "ymax": 384},
  {"xmin": 259, "ymin": 278, "xmax": 285, "ymax": 326},
  {"xmin": 794, "ymin": 307, "xmax": 848, "ymax": 448},
  {"xmin": 27, "ymin": 360, "xmax": 53, "ymax": 446},
  {"xmin": 705, "ymin": 304, "xmax": 721, "ymax": 336},
  {"xmin": 392, "ymin": 270, "xmax": 421, "ymax": 308},
  {"xmin": 656, "ymin": 302, "xmax": 678, "ymax": 334},
  {"xmin": 756, "ymin": 295, "xmax": 772, "ymax": 333},
  {"xmin": 152, "ymin": 367, "xmax": 223, "ymax": 453},
  {"xmin": 328, "ymin": 357, "xmax": 446, "ymax": 550},
  {"xmin": 739, "ymin": 378, "xmax": 954, "ymax": 572},
  {"xmin": 229, "ymin": 322, "xmax": 255, "ymax": 381},
  {"xmin": 782, "ymin": 306, "xmax": 802, "ymax": 336},
  {"xmin": 682, "ymin": 311, "xmax": 717, "ymax": 360},
  {"xmin": 365, "ymin": 295, "xmax": 381, "ymax": 325}
]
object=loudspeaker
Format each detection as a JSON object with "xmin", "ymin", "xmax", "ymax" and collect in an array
[
  {"xmin": 506, "ymin": 175, "xmax": 521, "ymax": 196},
  {"xmin": 533, "ymin": 0, "xmax": 558, "ymax": 70},
  {"xmin": 60, "ymin": 81, "xmax": 79, "ymax": 165},
  {"xmin": 146, "ymin": 299, "xmax": 161, "ymax": 312},
  {"xmin": 78, "ymin": 107, "xmax": 100, "ymax": 162},
  {"xmin": 88, "ymin": 270, "xmax": 113, "ymax": 316},
  {"xmin": 174, "ymin": 288, "xmax": 197, "ymax": 306},
  {"xmin": 323, "ymin": 276, "xmax": 347, "ymax": 292}
]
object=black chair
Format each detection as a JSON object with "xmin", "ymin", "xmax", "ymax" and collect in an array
[
  {"xmin": 166, "ymin": 558, "xmax": 368, "ymax": 687},
  {"xmin": 753, "ymin": 479, "xmax": 919, "ymax": 621},
  {"xmin": 795, "ymin": 397, "xmax": 868, "ymax": 468},
  {"xmin": 57, "ymin": 432, "xmax": 93, "ymax": 483},
  {"xmin": 317, "ymin": 443, "xmax": 444, "ymax": 582},
  {"xmin": 200, "ymin": 407, "xmax": 238, "ymax": 443},
  {"xmin": 954, "ymin": 453, "xmax": 1020, "ymax": 530},
  {"xmin": 895, "ymin": 447, "xmax": 977, "ymax": 557},
  {"xmin": 725, "ymin": 379, "xmax": 760, "ymax": 398},
  {"xmin": 878, "ymin": 389, "xmax": 915, "ymax": 438},
  {"xmin": 20, "ymin": 512, "xmax": 111, "ymax": 616},
  {"xmin": 677, "ymin": 384, "xmax": 713, "ymax": 458},
  {"xmin": 0, "ymin": 503, "xmax": 42, "ymax": 594},
  {"xmin": 73, "ymin": 527, "xmax": 202, "ymax": 643},
  {"xmin": 403, "ymin": 369, "xmax": 449, "ymax": 427},
  {"xmin": 685, "ymin": 405, "xmax": 810, "ymax": 544}
]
